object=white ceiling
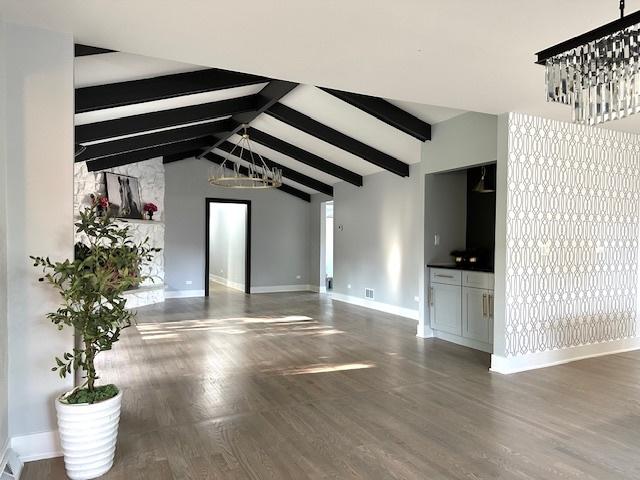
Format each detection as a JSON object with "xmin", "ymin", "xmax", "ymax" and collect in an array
[{"xmin": 5, "ymin": 0, "xmax": 640, "ymax": 132}]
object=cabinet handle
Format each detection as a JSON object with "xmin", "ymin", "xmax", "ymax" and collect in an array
[
  {"xmin": 429, "ymin": 287, "xmax": 434, "ymax": 306},
  {"xmin": 435, "ymin": 274, "xmax": 455, "ymax": 279},
  {"xmin": 489, "ymin": 294, "xmax": 494, "ymax": 318},
  {"xmin": 482, "ymin": 293, "xmax": 487, "ymax": 317}
]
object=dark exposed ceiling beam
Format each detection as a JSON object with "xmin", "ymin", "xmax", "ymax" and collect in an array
[
  {"xmin": 266, "ymin": 102, "xmax": 410, "ymax": 177},
  {"xmin": 74, "ymin": 44, "xmax": 116, "ymax": 56},
  {"xmin": 87, "ymin": 137, "xmax": 215, "ymax": 172},
  {"xmin": 319, "ymin": 87, "xmax": 431, "ymax": 142},
  {"xmin": 247, "ymin": 127, "xmax": 363, "ymax": 187},
  {"xmin": 75, "ymin": 95, "xmax": 258, "ymax": 143},
  {"xmin": 204, "ymin": 152, "xmax": 310, "ymax": 202},
  {"xmin": 76, "ymin": 119, "xmax": 232, "ymax": 162},
  {"xmin": 217, "ymin": 141, "xmax": 333, "ymax": 196},
  {"xmin": 197, "ymin": 80, "xmax": 298, "ymax": 158},
  {"xmin": 75, "ymin": 68, "xmax": 268, "ymax": 113}
]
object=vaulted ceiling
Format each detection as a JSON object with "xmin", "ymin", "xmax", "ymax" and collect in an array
[{"xmin": 74, "ymin": 51, "xmax": 463, "ymax": 202}]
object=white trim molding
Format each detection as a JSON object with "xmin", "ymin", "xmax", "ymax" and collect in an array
[
  {"xmin": 251, "ymin": 285, "xmax": 314, "ymax": 294},
  {"xmin": 164, "ymin": 289, "xmax": 205, "ymax": 299},
  {"xmin": 11, "ymin": 430, "xmax": 61, "ymax": 462},
  {"xmin": 330, "ymin": 292, "xmax": 419, "ymax": 320},
  {"xmin": 491, "ymin": 337, "xmax": 640, "ymax": 374},
  {"xmin": 209, "ymin": 274, "xmax": 245, "ymax": 293}
]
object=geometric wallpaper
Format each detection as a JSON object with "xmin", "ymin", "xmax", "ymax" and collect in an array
[{"xmin": 505, "ymin": 113, "xmax": 640, "ymax": 356}]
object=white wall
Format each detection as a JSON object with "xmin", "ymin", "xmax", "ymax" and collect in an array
[
  {"xmin": 4, "ymin": 22, "xmax": 74, "ymax": 452},
  {"xmin": 492, "ymin": 113, "xmax": 640, "ymax": 373},
  {"xmin": 0, "ymin": 16, "xmax": 9, "ymax": 460},
  {"xmin": 165, "ymin": 157, "xmax": 312, "ymax": 292},
  {"xmin": 209, "ymin": 203, "xmax": 247, "ymax": 290},
  {"xmin": 332, "ymin": 165, "xmax": 422, "ymax": 314}
]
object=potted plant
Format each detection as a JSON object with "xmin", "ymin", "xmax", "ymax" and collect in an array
[{"xmin": 31, "ymin": 204, "xmax": 159, "ymax": 480}]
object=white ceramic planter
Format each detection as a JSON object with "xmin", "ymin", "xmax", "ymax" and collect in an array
[{"xmin": 55, "ymin": 389, "xmax": 123, "ymax": 480}]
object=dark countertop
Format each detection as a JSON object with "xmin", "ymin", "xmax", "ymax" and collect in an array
[{"xmin": 427, "ymin": 263, "xmax": 494, "ymax": 273}]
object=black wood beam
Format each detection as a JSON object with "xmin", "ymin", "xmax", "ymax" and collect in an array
[
  {"xmin": 266, "ymin": 102, "xmax": 409, "ymax": 177},
  {"xmin": 203, "ymin": 152, "xmax": 310, "ymax": 202},
  {"xmin": 75, "ymin": 44, "xmax": 116, "ymax": 56},
  {"xmin": 217, "ymin": 141, "xmax": 333, "ymax": 196},
  {"xmin": 76, "ymin": 95, "xmax": 258, "ymax": 143},
  {"xmin": 76, "ymin": 119, "xmax": 232, "ymax": 163},
  {"xmin": 197, "ymin": 80, "xmax": 298, "ymax": 157},
  {"xmin": 76, "ymin": 68, "xmax": 268, "ymax": 113},
  {"xmin": 87, "ymin": 137, "xmax": 214, "ymax": 172},
  {"xmin": 319, "ymin": 87, "xmax": 431, "ymax": 142},
  {"xmin": 247, "ymin": 128, "xmax": 363, "ymax": 187}
]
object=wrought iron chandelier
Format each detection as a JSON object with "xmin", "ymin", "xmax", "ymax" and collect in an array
[
  {"xmin": 537, "ymin": 0, "xmax": 640, "ymax": 125},
  {"xmin": 208, "ymin": 125, "xmax": 282, "ymax": 189}
]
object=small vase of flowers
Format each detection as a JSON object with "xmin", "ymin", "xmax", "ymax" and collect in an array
[
  {"xmin": 90, "ymin": 193, "xmax": 110, "ymax": 217},
  {"xmin": 143, "ymin": 202, "xmax": 158, "ymax": 220}
]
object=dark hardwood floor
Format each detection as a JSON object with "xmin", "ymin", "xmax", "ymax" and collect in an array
[{"xmin": 22, "ymin": 284, "xmax": 640, "ymax": 479}]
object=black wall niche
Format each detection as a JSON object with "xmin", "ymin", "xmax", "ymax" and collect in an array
[{"xmin": 466, "ymin": 164, "xmax": 496, "ymax": 268}]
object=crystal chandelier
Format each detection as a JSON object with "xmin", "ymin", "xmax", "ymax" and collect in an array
[
  {"xmin": 208, "ymin": 125, "xmax": 282, "ymax": 189},
  {"xmin": 537, "ymin": 0, "xmax": 640, "ymax": 125}
]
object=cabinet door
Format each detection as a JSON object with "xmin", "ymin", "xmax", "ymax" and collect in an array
[
  {"xmin": 430, "ymin": 283, "xmax": 462, "ymax": 335},
  {"xmin": 462, "ymin": 287, "xmax": 492, "ymax": 343}
]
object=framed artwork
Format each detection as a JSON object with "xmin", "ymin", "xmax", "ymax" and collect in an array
[{"xmin": 105, "ymin": 172, "xmax": 143, "ymax": 219}]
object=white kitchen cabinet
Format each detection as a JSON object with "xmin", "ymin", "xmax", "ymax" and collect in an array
[
  {"xmin": 462, "ymin": 287, "xmax": 493, "ymax": 344},
  {"xmin": 430, "ymin": 282, "xmax": 462, "ymax": 336},
  {"xmin": 428, "ymin": 267, "xmax": 494, "ymax": 352}
]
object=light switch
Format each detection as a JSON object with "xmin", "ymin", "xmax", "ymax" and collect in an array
[{"xmin": 434, "ymin": 234, "xmax": 440, "ymax": 246}]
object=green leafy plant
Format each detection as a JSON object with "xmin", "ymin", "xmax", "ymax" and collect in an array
[{"xmin": 31, "ymin": 205, "xmax": 160, "ymax": 403}]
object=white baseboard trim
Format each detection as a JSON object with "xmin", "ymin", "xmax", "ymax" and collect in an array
[
  {"xmin": 434, "ymin": 330, "xmax": 492, "ymax": 353},
  {"xmin": 1, "ymin": 437, "xmax": 9, "ymax": 472},
  {"xmin": 251, "ymin": 284, "xmax": 314, "ymax": 294},
  {"xmin": 164, "ymin": 289, "xmax": 205, "ymax": 299},
  {"xmin": 209, "ymin": 274, "xmax": 245, "ymax": 292},
  {"xmin": 11, "ymin": 430, "xmax": 61, "ymax": 462},
  {"xmin": 416, "ymin": 322, "xmax": 434, "ymax": 338},
  {"xmin": 307, "ymin": 285, "xmax": 326, "ymax": 293},
  {"xmin": 491, "ymin": 337, "xmax": 640, "ymax": 374},
  {"xmin": 330, "ymin": 292, "xmax": 419, "ymax": 320}
]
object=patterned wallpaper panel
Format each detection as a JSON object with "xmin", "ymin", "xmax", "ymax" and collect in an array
[{"xmin": 505, "ymin": 113, "xmax": 640, "ymax": 356}]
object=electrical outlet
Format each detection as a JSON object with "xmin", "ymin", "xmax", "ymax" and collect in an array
[
  {"xmin": 414, "ymin": 296, "xmax": 420, "ymax": 302},
  {"xmin": 347, "ymin": 284, "xmax": 351, "ymax": 289},
  {"xmin": 185, "ymin": 280, "xmax": 193, "ymax": 285},
  {"xmin": 434, "ymin": 234, "xmax": 440, "ymax": 246},
  {"xmin": 296, "ymin": 275, "xmax": 301, "ymax": 279}
]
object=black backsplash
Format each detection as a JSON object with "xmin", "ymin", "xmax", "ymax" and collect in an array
[{"xmin": 466, "ymin": 164, "xmax": 496, "ymax": 268}]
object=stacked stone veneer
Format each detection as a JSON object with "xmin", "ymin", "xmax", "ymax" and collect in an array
[{"xmin": 74, "ymin": 158, "xmax": 165, "ymax": 308}]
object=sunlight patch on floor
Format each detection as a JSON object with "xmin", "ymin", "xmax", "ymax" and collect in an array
[{"xmin": 266, "ymin": 362, "xmax": 376, "ymax": 376}]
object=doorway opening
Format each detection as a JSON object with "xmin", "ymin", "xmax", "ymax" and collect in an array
[
  {"xmin": 205, "ymin": 198, "xmax": 251, "ymax": 296},
  {"xmin": 322, "ymin": 201, "xmax": 334, "ymax": 291}
]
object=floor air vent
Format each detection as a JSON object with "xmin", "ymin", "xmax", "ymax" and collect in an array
[{"xmin": 365, "ymin": 288, "xmax": 374, "ymax": 300}]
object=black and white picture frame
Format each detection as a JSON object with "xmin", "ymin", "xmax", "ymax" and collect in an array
[{"xmin": 105, "ymin": 172, "xmax": 143, "ymax": 219}]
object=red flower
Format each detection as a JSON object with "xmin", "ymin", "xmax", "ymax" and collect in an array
[
  {"xmin": 99, "ymin": 196, "xmax": 109, "ymax": 208},
  {"xmin": 143, "ymin": 203, "xmax": 158, "ymax": 213}
]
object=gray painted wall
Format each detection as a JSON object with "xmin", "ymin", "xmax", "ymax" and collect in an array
[
  {"xmin": 165, "ymin": 157, "xmax": 311, "ymax": 291},
  {"xmin": 209, "ymin": 203, "xmax": 247, "ymax": 287},
  {"xmin": 423, "ymin": 112, "xmax": 498, "ymax": 174},
  {"xmin": 332, "ymin": 164, "xmax": 422, "ymax": 310},
  {"xmin": 424, "ymin": 171, "xmax": 467, "ymax": 264},
  {"xmin": 0, "ymin": 16, "xmax": 8, "ymax": 452},
  {"xmin": 5, "ymin": 22, "xmax": 74, "ymax": 439}
]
